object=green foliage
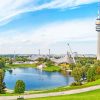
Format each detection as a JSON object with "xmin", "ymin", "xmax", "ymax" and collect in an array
[
  {"xmin": 95, "ymin": 75, "xmax": 100, "ymax": 80},
  {"xmin": 16, "ymin": 56, "xmax": 29, "ymax": 62},
  {"xmin": 72, "ymin": 67, "xmax": 82, "ymax": 83},
  {"xmin": 69, "ymin": 64, "xmax": 76, "ymax": 70},
  {"xmin": 43, "ymin": 66, "xmax": 61, "ymax": 72},
  {"xmin": 81, "ymin": 66, "xmax": 88, "ymax": 80},
  {"xmin": 0, "ymin": 60, "xmax": 5, "ymax": 68},
  {"xmin": 45, "ymin": 60, "xmax": 54, "ymax": 67},
  {"xmin": 9, "ymin": 58, "xmax": 13, "ymax": 65},
  {"xmin": 87, "ymin": 67, "xmax": 96, "ymax": 82},
  {"xmin": 93, "ymin": 60, "xmax": 100, "ymax": 67},
  {"xmin": 36, "ymin": 58, "xmax": 45, "ymax": 63},
  {"xmin": 96, "ymin": 66, "xmax": 100, "ymax": 75},
  {"xmin": 8, "ymin": 64, "xmax": 36, "ymax": 68},
  {"xmin": 0, "ymin": 69, "xmax": 6, "ymax": 93},
  {"xmin": 75, "ymin": 63, "xmax": 82, "ymax": 68},
  {"xmin": 71, "ymin": 82, "xmax": 82, "ymax": 86},
  {"xmin": 14, "ymin": 80, "xmax": 25, "ymax": 93},
  {"xmin": 36, "ymin": 58, "xmax": 55, "ymax": 67},
  {"xmin": 76, "ymin": 57, "xmax": 95, "ymax": 66}
]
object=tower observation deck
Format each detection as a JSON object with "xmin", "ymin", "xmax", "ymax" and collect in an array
[
  {"xmin": 96, "ymin": 14, "xmax": 100, "ymax": 31},
  {"xmin": 96, "ymin": 0, "xmax": 100, "ymax": 60}
]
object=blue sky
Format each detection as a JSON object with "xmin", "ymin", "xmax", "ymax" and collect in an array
[{"xmin": 0, "ymin": 0, "xmax": 99, "ymax": 54}]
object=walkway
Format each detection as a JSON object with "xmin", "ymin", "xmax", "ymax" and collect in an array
[{"xmin": 0, "ymin": 85, "xmax": 100, "ymax": 100}]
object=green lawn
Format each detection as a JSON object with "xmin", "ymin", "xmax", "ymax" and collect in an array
[
  {"xmin": 33, "ymin": 79, "xmax": 100, "ymax": 94},
  {"xmin": 7, "ymin": 64, "xmax": 36, "ymax": 68},
  {"xmin": 7, "ymin": 64, "xmax": 61, "ymax": 72},
  {"xmin": 43, "ymin": 66, "xmax": 61, "ymax": 72},
  {"xmin": 27, "ymin": 89, "xmax": 100, "ymax": 100}
]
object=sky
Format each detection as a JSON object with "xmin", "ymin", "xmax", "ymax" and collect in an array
[{"xmin": 0, "ymin": 0, "xmax": 99, "ymax": 54}]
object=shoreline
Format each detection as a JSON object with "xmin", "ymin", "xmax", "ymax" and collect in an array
[
  {"xmin": 6, "ymin": 63, "xmax": 61, "ymax": 72},
  {"xmin": 3, "ymin": 79, "xmax": 100, "ymax": 96}
]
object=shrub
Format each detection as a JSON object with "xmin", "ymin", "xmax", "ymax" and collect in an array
[
  {"xmin": 87, "ymin": 67, "xmax": 96, "ymax": 82},
  {"xmin": 69, "ymin": 64, "xmax": 76, "ymax": 70},
  {"xmin": 0, "ymin": 69, "xmax": 6, "ymax": 93},
  {"xmin": 71, "ymin": 82, "xmax": 82, "ymax": 86},
  {"xmin": 96, "ymin": 66, "xmax": 100, "ymax": 75},
  {"xmin": 72, "ymin": 67, "xmax": 82, "ymax": 82},
  {"xmin": 0, "ymin": 60, "xmax": 5, "ymax": 68},
  {"xmin": 95, "ymin": 75, "xmax": 100, "ymax": 80},
  {"xmin": 14, "ymin": 80, "xmax": 25, "ymax": 93}
]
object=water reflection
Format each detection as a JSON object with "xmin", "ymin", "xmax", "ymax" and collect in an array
[{"xmin": 8, "ymin": 69, "xmax": 13, "ymax": 74}]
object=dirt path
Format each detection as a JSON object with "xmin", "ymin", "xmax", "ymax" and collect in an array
[{"xmin": 0, "ymin": 85, "xmax": 100, "ymax": 100}]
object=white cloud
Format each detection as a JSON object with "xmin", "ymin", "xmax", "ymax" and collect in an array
[
  {"xmin": 0, "ymin": 0, "xmax": 98, "ymax": 24},
  {"xmin": 29, "ymin": 18, "xmax": 96, "ymax": 43},
  {"xmin": 0, "ymin": 0, "xmax": 97, "ymax": 54},
  {"xmin": 0, "ymin": 17, "xmax": 97, "ymax": 54}
]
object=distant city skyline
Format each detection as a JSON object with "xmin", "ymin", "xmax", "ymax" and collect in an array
[{"xmin": 0, "ymin": 0, "xmax": 98, "ymax": 54}]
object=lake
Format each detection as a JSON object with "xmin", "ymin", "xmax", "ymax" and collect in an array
[{"xmin": 4, "ymin": 68, "xmax": 74, "ymax": 90}]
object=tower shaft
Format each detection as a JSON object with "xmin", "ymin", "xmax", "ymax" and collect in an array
[
  {"xmin": 97, "ymin": 32, "xmax": 100, "ymax": 60},
  {"xmin": 96, "ymin": 0, "xmax": 100, "ymax": 60}
]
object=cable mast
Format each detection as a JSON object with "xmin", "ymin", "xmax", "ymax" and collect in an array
[{"xmin": 67, "ymin": 43, "xmax": 76, "ymax": 64}]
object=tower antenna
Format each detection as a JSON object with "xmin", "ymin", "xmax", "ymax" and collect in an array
[{"xmin": 98, "ymin": 0, "xmax": 100, "ymax": 18}]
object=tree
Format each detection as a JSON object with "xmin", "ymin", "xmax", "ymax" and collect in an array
[
  {"xmin": 87, "ymin": 67, "xmax": 96, "ymax": 82},
  {"xmin": 81, "ymin": 66, "xmax": 87, "ymax": 80},
  {"xmin": 46, "ymin": 59, "xmax": 54, "ymax": 67},
  {"xmin": 72, "ymin": 67, "xmax": 82, "ymax": 83},
  {"xmin": 16, "ymin": 56, "xmax": 28, "ymax": 62},
  {"xmin": 69, "ymin": 63, "xmax": 76, "ymax": 70},
  {"xmin": 14, "ymin": 80, "xmax": 25, "ymax": 93},
  {"xmin": 0, "ymin": 69, "xmax": 6, "ymax": 93},
  {"xmin": 0, "ymin": 60, "xmax": 5, "ymax": 68},
  {"xmin": 9, "ymin": 58, "xmax": 13, "ymax": 65},
  {"xmin": 96, "ymin": 66, "xmax": 100, "ymax": 75},
  {"xmin": 75, "ymin": 63, "xmax": 82, "ymax": 68},
  {"xmin": 94, "ymin": 60, "xmax": 100, "ymax": 67}
]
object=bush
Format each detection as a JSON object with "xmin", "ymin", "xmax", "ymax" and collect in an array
[
  {"xmin": 0, "ymin": 60, "xmax": 5, "ymax": 68},
  {"xmin": 0, "ymin": 69, "xmax": 6, "ymax": 93},
  {"xmin": 69, "ymin": 64, "xmax": 76, "ymax": 70},
  {"xmin": 87, "ymin": 67, "xmax": 96, "ymax": 82},
  {"xmin": 71, "ymin": 82, "xmax": 82, "ymax": 86},
  {"xmin": 14, "ymin": 80, "xmax": 25, "ymax": 93},
  {"xmin": 96, "ymin": 66, "xmax": 100, "ymax": 75},
  {"xmin": 72, "ymin": 67, "xmax": 82, "ymax": 82}
]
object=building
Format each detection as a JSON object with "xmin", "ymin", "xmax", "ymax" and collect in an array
[
  {"xmin": 96, "ymin": 1, "xmax": 100, "ymax": 60},
  {"xmin": 51, "ymin": 52, "xmax": 74, "ymax": 64}
]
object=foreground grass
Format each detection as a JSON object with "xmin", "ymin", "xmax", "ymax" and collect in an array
[
  {"xmin": 29, "ymin": 79, "xmax": 100, "ymax": 94},
  {"xmin": 27, "ymin": 89, "xmax": 100, "ymax": 100}
]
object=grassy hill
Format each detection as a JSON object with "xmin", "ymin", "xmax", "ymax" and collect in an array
[{"xmin": 27, "ymin": 89, "xmax": 100, "ymax": 100}]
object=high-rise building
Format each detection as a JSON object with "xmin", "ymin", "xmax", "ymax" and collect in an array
[{"xmin": 96, "ymin": 1, "xmax": 100, "ymax": 60}]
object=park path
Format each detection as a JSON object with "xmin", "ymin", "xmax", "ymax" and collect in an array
[{"xmin": 0, "ymin": 85, "xmax": 100, "ymax": 100}]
